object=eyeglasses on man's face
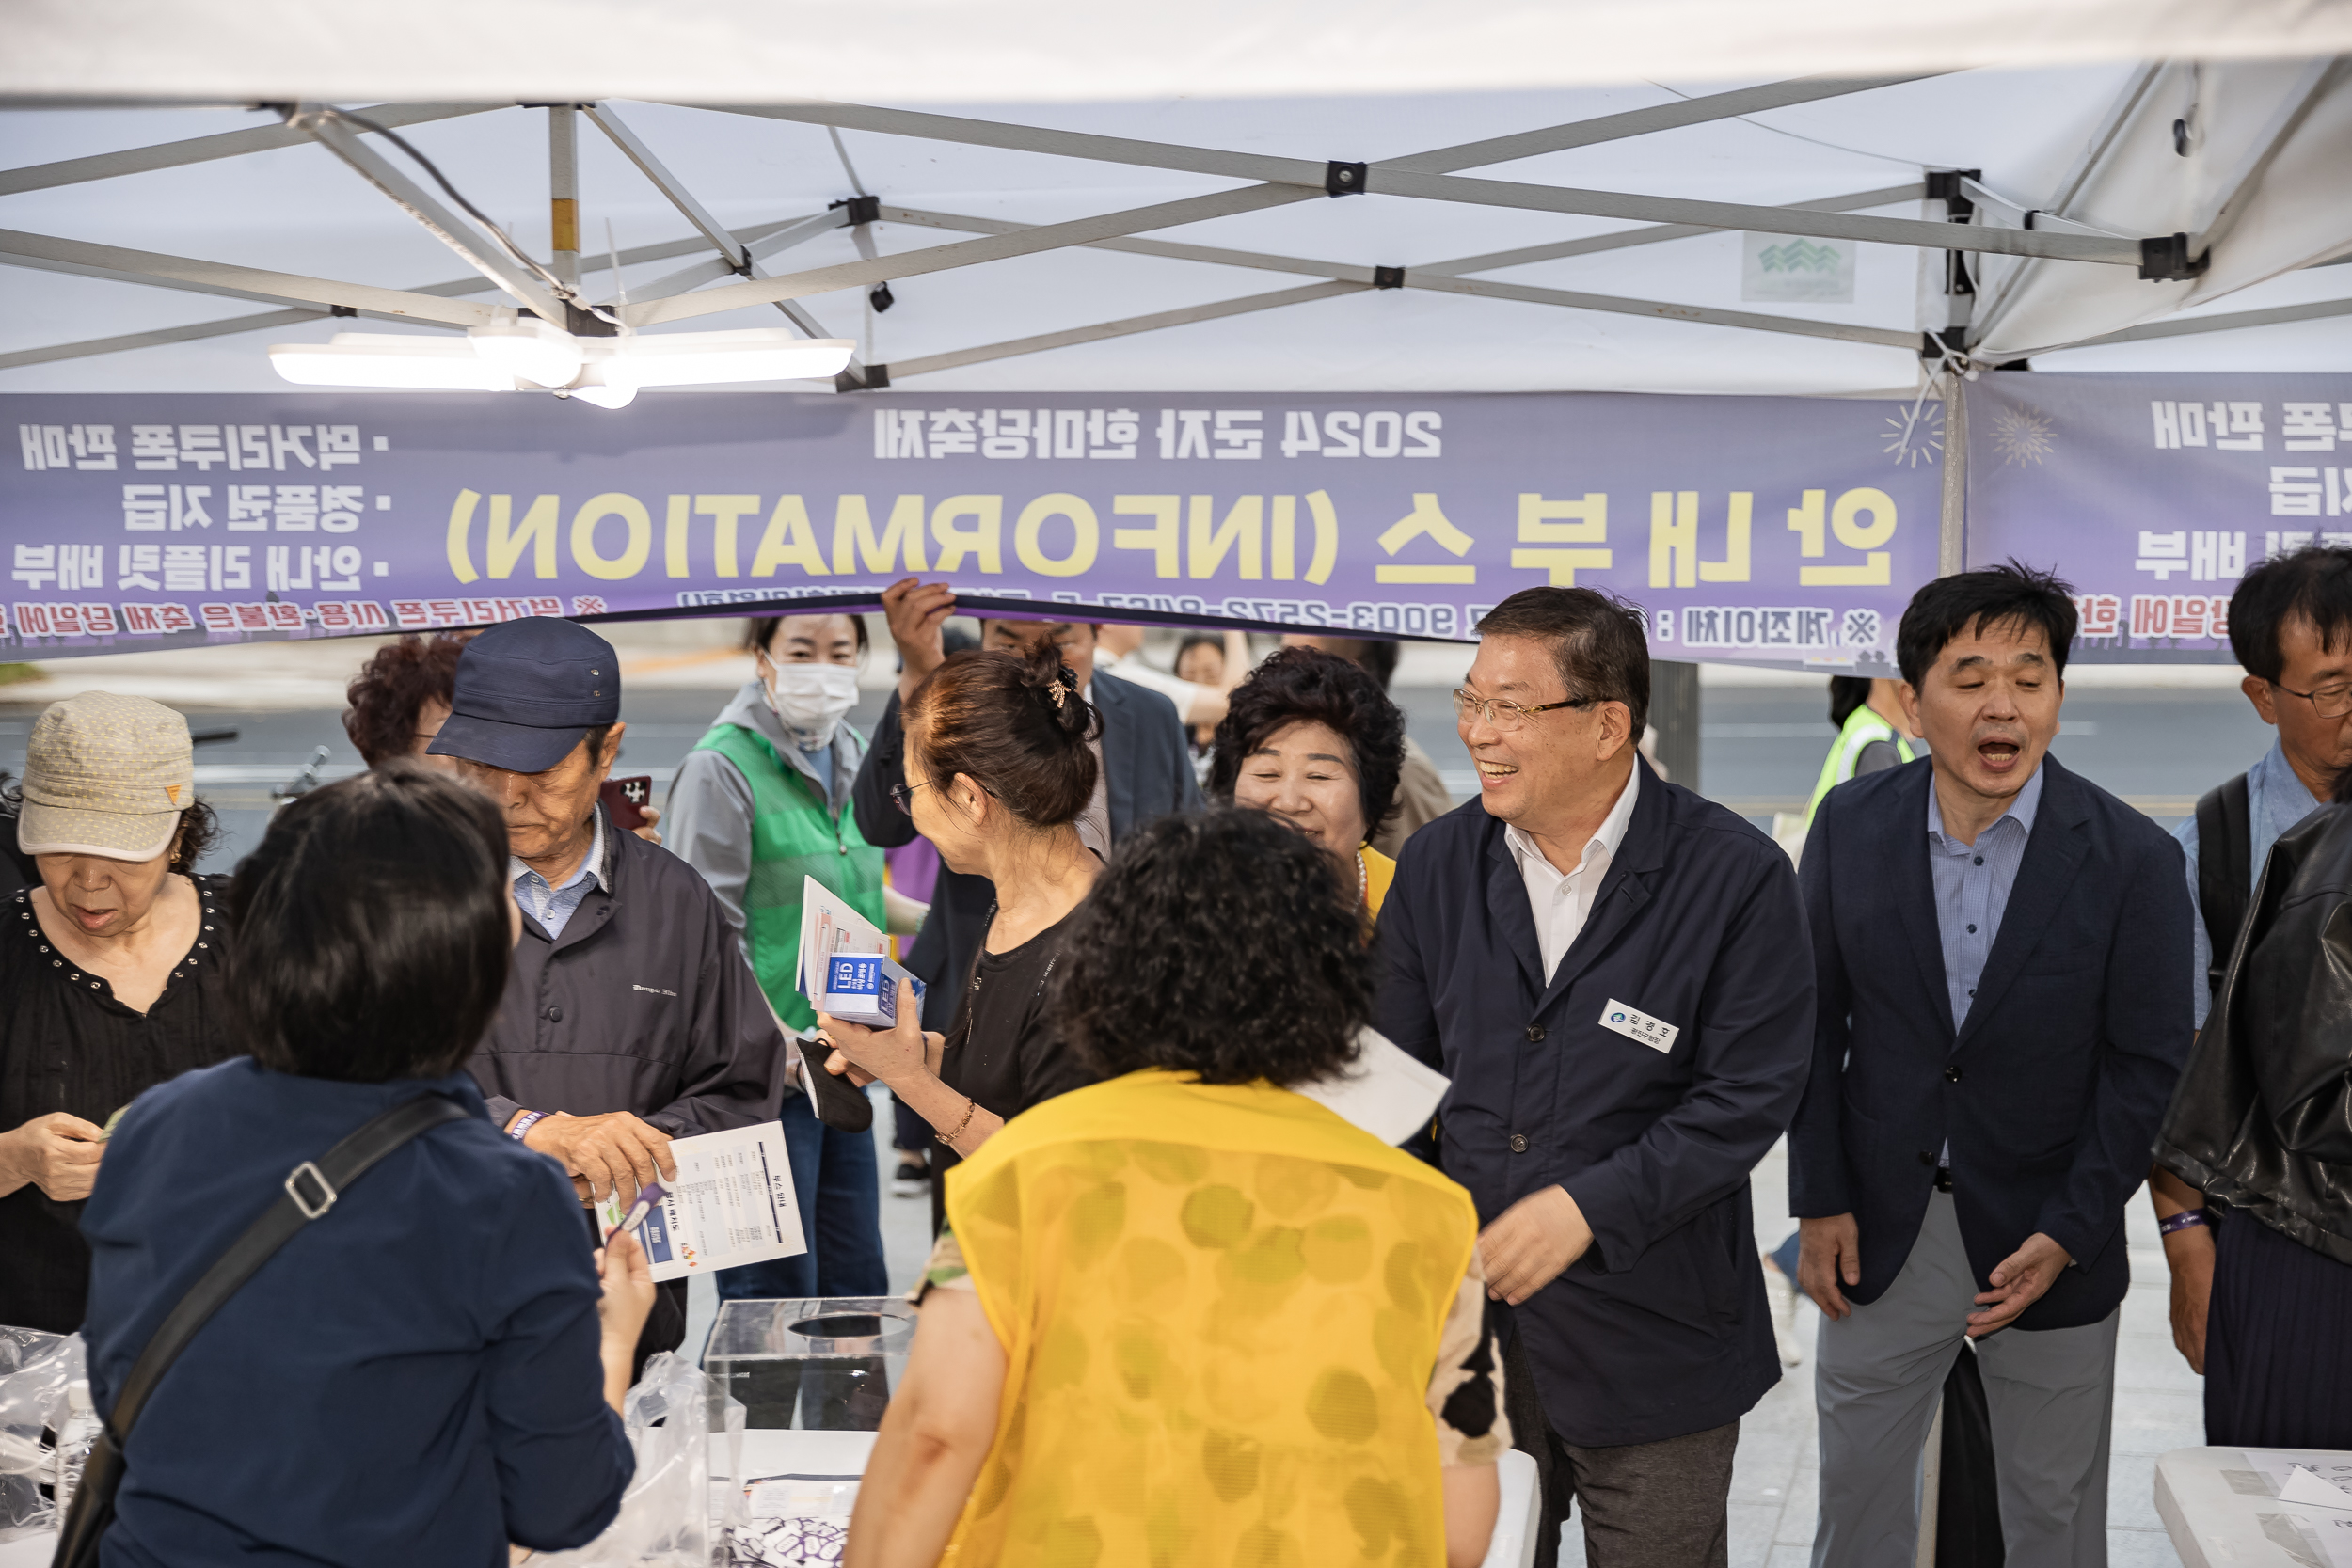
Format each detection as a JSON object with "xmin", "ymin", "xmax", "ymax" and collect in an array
[
  {"xmin": 1451, "ymin": 689, "xmax": 1596, "ymax": 733},
  {"xmin": 2276, "ymin": 679, "xmax": 2352, "ymax": 720}
]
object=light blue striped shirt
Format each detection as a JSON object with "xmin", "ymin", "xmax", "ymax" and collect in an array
[
  {"xmin": 1926, "ymin": 763, "xmax": 2046, "ymax": 1033},
  {"xmin": 511, "ymin": 806, "xmax": 607, "ymax": 942}
]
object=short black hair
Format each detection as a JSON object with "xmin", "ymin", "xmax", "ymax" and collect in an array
[
  {"xmin": 1207, "ymin": 646, "xmax": 1406, "ymax": 839},
  {"xmin": 2228, "ymin": 546, "xmax": 2352, "ymax": 684},
  {"xmin": 1055, "ymin": 808, "xmax": 1369, "ymax": 1087},
  {"xmin": 1474, "ymin": 587, "xmax": 1650, "ymax": 733},
  {"xmin": 1173, "ymin": 632, "xmax": 1227, "ymax": 678},
  {"xmin": 1828, "ymin": 675, "xmax": 1873, "ymax": 729},
  {"xmin": 228, "ymin": 764, "xmax": 513, "ymax": 1083},
  {"xmin": 1895, "ymin": 560, "xmax": 2077, "ymax": 688}
]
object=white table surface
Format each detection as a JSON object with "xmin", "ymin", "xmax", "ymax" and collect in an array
[
  {"xmin": 719, "ymin": 1428, "xmax": 1539, "ymax": 1568},
  {"xmin": 2156, "ymin": 1446, "xmax": 2352, "ymax": 1568}
]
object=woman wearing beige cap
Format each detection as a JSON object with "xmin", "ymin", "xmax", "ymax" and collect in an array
[{"xmin": 0, "ymin": 691, "xmax": 237, "ymax": 1334}]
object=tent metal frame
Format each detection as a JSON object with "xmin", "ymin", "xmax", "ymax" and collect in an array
[{"xmin": 0, "ymin": 70, "xmax": 2341, "ymax": 384}]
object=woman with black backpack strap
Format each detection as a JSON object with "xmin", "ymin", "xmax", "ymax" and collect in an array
[{"xmin": 66, "ymin": 765, "xmax": 653, "ymax": 1567}]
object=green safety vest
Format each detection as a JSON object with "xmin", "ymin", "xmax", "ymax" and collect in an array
[
  {"xmin": 1804, "ymin": 705, "xmax": 1916, "ymax": 828},
  {"xmin": 692, "ymin": 721, "xmax": 884, "ymax": 1034}
]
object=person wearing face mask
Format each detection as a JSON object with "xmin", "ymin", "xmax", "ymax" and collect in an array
[
  {"xmin": 0, "ymin": 692, "xmax": 239, "ymax": 1334},
  {"xmin": 1209, "ymin": 644, "xmax": 1407, "ymax": 924},
  {"xmin": 665, "ymin": 613, "xmax": 895, "ymax": 1302}
]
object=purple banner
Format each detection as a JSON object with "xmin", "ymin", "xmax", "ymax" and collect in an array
[
  {"xmin": 1965, "ymin": 372, "xmax": 2352, "ymax": 662},
  {"xmin": 4, "ymin": 390, "xmax": 1943, "ymax": 667}
]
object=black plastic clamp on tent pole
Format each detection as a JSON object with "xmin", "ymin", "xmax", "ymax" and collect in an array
[
  {"xmin": 1372, "ymin": 266, "xmax": 1406, "ymax": 290},
  {"xmin": 1924, "ymin": 169, "xmax": 1980, "ymax": 221},
  {"xmin": 328, "ymin": 305, "xmax": 358, "ymax": 318},
  {"xmin": 2137, "ymin": 233, "xmax": 2208, "ymax": 282},
  {"xmin": 1326, "ymin": 162, "xmax": 1368, "ymax": 197},
  {"xmin": 837, "ymin": 363, "xmax": 889, "ymax": 393},
  {"xmin": 830, "ymin": 195, "xmax": 882, "ymax": 226},
  {"xmin": 1919, "ymin": 326, "xmax": 1969, "ymax": 363}
]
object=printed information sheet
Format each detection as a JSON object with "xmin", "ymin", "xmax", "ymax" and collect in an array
[{"xmin": 596, "ymin": 1121, "xmax": 803, "ymax": 1283}]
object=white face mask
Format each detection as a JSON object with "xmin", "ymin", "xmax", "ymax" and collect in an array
[{"xmin": 761, "ymin": 661, "xmax": 861, "ymax": 749}]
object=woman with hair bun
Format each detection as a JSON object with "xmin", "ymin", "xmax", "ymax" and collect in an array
[{"xmin": 818, "ymin": 637, "xmax": 1104, "ymax": 1212}]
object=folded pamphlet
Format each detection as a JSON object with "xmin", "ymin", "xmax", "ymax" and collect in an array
[
  {"xmin": 796, "ymin": 876, "xmax": 923, "ymax": 1028},
  {"xmin": 594, "ymin": 1121, "xmax": 803, "ymax": 1283}
]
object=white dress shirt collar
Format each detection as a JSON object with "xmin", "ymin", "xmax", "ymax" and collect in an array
[{"xmin": 1505, "ymin": 761, "xmax": 1641, "ymax": 983}]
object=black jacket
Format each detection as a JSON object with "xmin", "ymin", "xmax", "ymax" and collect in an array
[
  {"xmin": 1790, "ymin": 754, "xmax": 2193, "ymax": 1328},
  {"xmin": 1374, "ymin": 765, "xmax": 1814, "ymax": 1447},
  {"xmin": 851, "ymin": 670, "xmax": 1203, "ymax": 1032},
  {"xmin": 2157, "ymin": 801, "xmax": 2352, "ymax": 1264},
  {"xmin": 470, "ymin": 805, "xmax": 784, "ymax": 1136}
]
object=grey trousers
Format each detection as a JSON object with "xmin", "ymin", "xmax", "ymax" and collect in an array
[
  {"xmin": 1503, "ymin": 1322, "xmax": 1740, "ymax": 1568},
  {"xmin": 1811, "ymin": 1192, "xmax": 2118, "ymax": 1568}
]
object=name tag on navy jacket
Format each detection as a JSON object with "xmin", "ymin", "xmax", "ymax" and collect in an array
[{"xmin": 1598, "ymin": 1000, "xmax": 1679, "ymax": 1053}]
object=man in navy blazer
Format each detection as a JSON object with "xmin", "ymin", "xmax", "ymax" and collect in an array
[
  {"xmin": 1791, "ymin": 563, "xmax": 2192, "ymax": 1567},
  {"xmin": 1377, "ymin": 586, "xmax": 1815, "ymax": 1568}
]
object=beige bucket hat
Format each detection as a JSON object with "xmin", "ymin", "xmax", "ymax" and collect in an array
[{"xmin": 18, "ymin": 692, "xmax": 195, "ymax": 862}]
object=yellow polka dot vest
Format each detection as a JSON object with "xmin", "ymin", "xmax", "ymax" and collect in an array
[{"xmin": 942, "ymin": 1069, "xmax": 1479, "ymax": 1567}]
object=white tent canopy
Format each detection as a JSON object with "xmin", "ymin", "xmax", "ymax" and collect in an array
[{"xmin": 1, "ymin": 40, "xmax": 2347, "ymax": 398}]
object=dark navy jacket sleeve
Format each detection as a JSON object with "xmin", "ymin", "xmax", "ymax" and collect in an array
[
  {"xmin": 1373, "ymin": 835, "xmax": 1443, "ymax": 1071},
  {"xmin": 483, "ymin": 1161, "xmax": 636, "ymax": 1550},
  {"xmin": 2037, "ymin": 826, "xmax": 2191, "ymax": 1264},
  {"xmin": 1562, "ymin": 833, "xmax": 1816, "ymax": 1273},
  {"xmin": 1788, "ymin": 784, "xmax": 1856, "ymax": 1218},
  {"xmin": 851, "ymin": 691, "xmax": 918, "ymax": 851}
]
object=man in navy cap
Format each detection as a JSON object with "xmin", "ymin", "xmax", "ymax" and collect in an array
[{"xmin": 430, "ymin": 619, "xmax": 785, "ymax": 1356}]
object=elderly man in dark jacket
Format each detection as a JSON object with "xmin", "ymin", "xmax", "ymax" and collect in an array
[
  {"xmin": 428, "ymin": 618, "xmax": 784, "ymax": 1358},
  {"xmin": 1375, "ymin": 585, "xmax": 1814, "ymax": 1568}
]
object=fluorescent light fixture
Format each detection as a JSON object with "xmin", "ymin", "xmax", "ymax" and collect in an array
[
  {"xmin": 268, "ymin": 324, "xmax": 855, "ymax": 404},
  {"xmin": 269, "ymin": 335, "xmax": 516, "ymax": 390},
  {"xmin": 589, "ymin": 329, "xmax": 855, "ymax": 387},
  {"xmin": 468, "ymin": 318, "xmax": 584, "ymax": 388}
]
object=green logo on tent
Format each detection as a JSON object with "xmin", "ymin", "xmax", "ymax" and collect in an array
[{"xmin": 1755, "ymin": 240, "xmax": 1846, "ymax": 275}]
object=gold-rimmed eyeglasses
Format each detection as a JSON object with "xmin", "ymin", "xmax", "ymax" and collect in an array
[{"xmin": 1451, "ymin": 689, "xmax": 1595, "ymax": 732}]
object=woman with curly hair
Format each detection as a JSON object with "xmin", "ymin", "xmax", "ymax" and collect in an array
[
  {"xmin": 0, "ymin": 693, "xmax": 237, "ymax": 1333},
  {"xmin": 1210, "ymin": 643, "xmax": 1410, "ymax": 921},
  {"xmin": 342, "ymin": 630, "xmax": 475, "ymax": 769},
  {"xmin": 848, "ymin": 808, "xmax": 1507, "ymax": 1568},
  {"xmin": 818, "ymin": 637, "xmax": 1104, "ymax": 1219}
]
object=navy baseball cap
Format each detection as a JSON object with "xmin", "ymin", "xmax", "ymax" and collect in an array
[{"xmin": 427, "ymin": 619, "xmax": 621, "ymax": 774}]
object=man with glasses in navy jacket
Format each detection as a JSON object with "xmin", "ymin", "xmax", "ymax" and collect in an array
[{"xmin": 1375, "ymin": 585, "xmax": 1816, "ymax": 1568}]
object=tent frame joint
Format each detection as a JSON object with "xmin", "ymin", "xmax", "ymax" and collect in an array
[
  {"xmin": 1373, "ymin": 265, "xmax": 1405, "ymax": 290},
  {"xmin": 1324, "ymin": 160, "xmax": 1366, "ymax": 197},
  {"xmin": 2137, "ymin": 232, "xmax": 2210, "ymax": 282}
]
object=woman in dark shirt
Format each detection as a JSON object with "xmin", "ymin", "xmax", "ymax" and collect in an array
[
  {"xmin": 0, "ymin": 693, "xmax": 238, "ymax": 1333},
  {"xmin": 819, "ymin": 638, "xmax": 1102, "ymax": 1217},
  {"xmin": 79, "ymin": 765, "xmax": 649, "ymax": 1566}
]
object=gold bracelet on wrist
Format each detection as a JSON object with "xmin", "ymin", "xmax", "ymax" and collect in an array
[{"xmin": 936, "ymin": 1097, "xmax": 979, "ymax": 1147}]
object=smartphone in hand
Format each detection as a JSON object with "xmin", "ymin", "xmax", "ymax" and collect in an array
[{"xmin": 599, "ymin": 775, "xmax": 652, "ymax": 832}]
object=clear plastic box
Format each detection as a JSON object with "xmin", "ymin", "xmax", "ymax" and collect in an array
[{"xmin": 701, "ymin": 1297, "xmax": 916, "ymax": 1432}]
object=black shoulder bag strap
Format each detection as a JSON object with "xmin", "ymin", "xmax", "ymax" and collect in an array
[
  {"xmin": 51, "ymin": 1093, "xmax": 470, "ymax": 1568},
  {"xmin": 2194, "ymin": 771, "xmax": 2254, "ymax": 1004}
]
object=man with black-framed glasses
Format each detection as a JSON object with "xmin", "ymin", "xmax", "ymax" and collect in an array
[
  {"xmin": 1375, "ymin": 584, "xmax": 1815, "ymax": 1568},
  {"xmin": 2153, "ymin": 546, "xmax": 2352, "ymax": 1385}
]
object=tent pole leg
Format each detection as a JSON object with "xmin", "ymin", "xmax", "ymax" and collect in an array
[{"xmin": 1939, "ymin": 372, "xmax": 1967, "ymax": 577}]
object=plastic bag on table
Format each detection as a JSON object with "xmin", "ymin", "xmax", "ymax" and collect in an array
[
  {"xmin": 0, "ymin": 1328, "xmax": 85, "ymax": 1541},
  {"xmin": 532, "ymin": 1352, "xmax": 745, "ymax": 1568}
]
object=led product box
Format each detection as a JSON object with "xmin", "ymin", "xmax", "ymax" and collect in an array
[{"xmin": 818, "ymin": 953, "xmax": 924, "ymax": 1030}]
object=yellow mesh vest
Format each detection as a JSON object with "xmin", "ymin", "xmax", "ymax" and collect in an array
[{"xmin": 943, "ymin": 1069, "xmax": 1479, "ymax": 1568}]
